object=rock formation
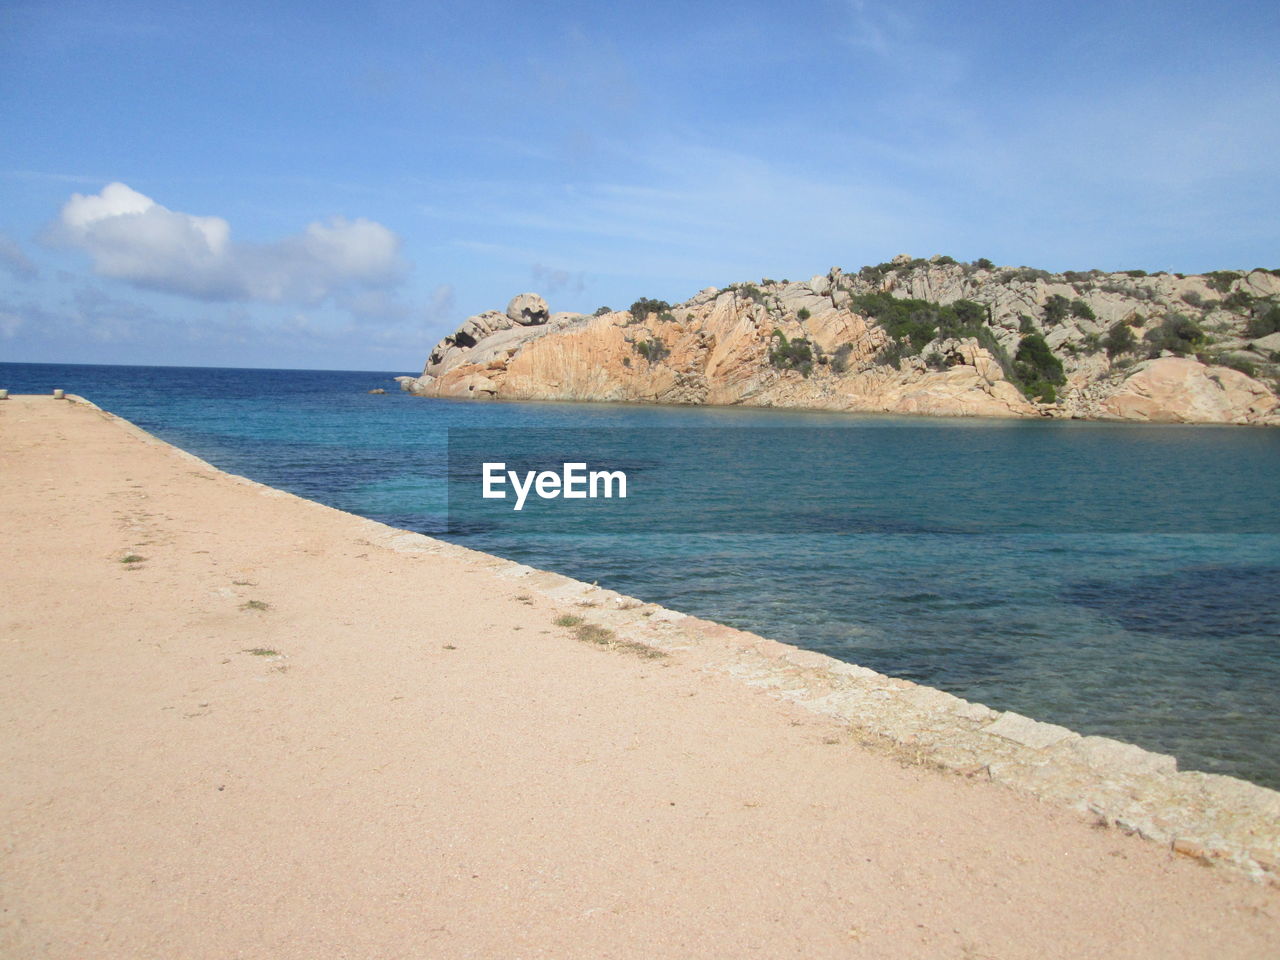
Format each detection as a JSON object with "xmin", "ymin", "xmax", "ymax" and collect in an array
[{"xmin": 401, "ymin": 261, "xmax": 1280, "ymax": 425}]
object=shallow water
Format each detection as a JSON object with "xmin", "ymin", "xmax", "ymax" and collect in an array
[{"xmin": 5, "ymin": 361, "xmax": 1278, "ymax": 788}]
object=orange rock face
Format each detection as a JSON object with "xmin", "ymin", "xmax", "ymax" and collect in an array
[
  {"xmin": 403, "ymin": 263, "xmax": 1280, "ymax": 425},
  {"xmin": 1099, "ymin": 357, "xmax": 1279, "ymax": 424},
  {"xmin": 411, "ymin": 290, "xmax": 1038, "ymax": 419}
]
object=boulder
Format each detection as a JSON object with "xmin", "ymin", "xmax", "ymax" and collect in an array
[
  {"xmin": 424, "ymin": 311, "xmax": 516, "ymax": 376},
  {"xmin": 1250, "ymin": 332, "xmax": 1280, "ymax": 354},
  {"xmin": 1100, "ymin": 357, "xmax": 1277, "ymax": 424},
  {"xmin": 507, "ymin": 293, "xmax": 550, "ymax": 326}
]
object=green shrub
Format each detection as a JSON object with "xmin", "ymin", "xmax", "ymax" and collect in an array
[
  {"xmin": 1181, "ymin": 291, "xmax": 1204, "ymax": 308},
  {"xmin": 925, "ymin": 352, "xmax": 950, "ymax": 370},
  {"xmin": 831, "ymin": 343, "xmax": 854, "ymax": 373},
  {"xmin": 1009, "ymin": 333, "xmax": 1066, "ymax": 401},
  {"xmin": 874, "ymin": 341, "xmax": 910, "ymax": 369},
  {"xmin": 1083, "ymin": 332, "xmax": 1102, "ymax": 352},
  {"xmin": 628, "ymin": 298, "xmax": 670, "ymax": 321},
  {"xmin": 1020, "ymin": 379, "xmax": 1058, "ymax": 403},
  {"xmin": 972, "ymin": 327, "xmax": 1015, "ymax": 380},
  {"xmin": 934, "ymin": 255, "xmax": 957, "ymax": 266},
  {"xmin": 1018, "ymin": 315, "xmax": 1036, "ymax": 334},
  {"xmin": 1070, "ymin": 298, "xmax": 1096, "ymax": 320},
  {"xmin": 769, "ymin": 329, "xmax": 815, "ymax": 376},
  {"xmin": 850, "ymin": 293, "xmax": 1002, "ymax": 371},
  {"xmin": 1043, "ymin": 295, "xmax": 1070, "ymax": 325},
  {"xmin": 634, "ymin": 338, "xmax": 669, "ymax": 363},
  {"xmin": 1245, "ymin": 305, "xmax": 1280, "ymax": 339},
  {"xmin": 851, "ymin": 292, "xmax": 940, "ymax": 350},
  {"xmin": 593, "ymin": 305, "xmax": 612, "ymax": 317},
  {"xmin": 1103, "ymin": 322, "xmax": 1135, "ymax": 358},
  {"xmin": 797, "ymin": 307, "xmax": 811, "ymax": 321},
  {"xmin": 1143, "ymin": 313, "xmax": 1204, "ymax": 356},
  {"xmin": 1122, "ymin": 269, "xmax": 1148, "ymax": 278},
  {"xmin": 1221, "ymin": 291, "xmax": 1256, "ymax": 313},
  {"xmin": 1067, "ymin": 270, "xmax": 1102, "ymax": 282},
  {"xmin": 973, "ymin": 257, "xmax": 995, "ymax": 271},
  {"xmin": 851, "ymin": 293, "xmax": 992, "ymax": 352},
  {"xmin": 1204, "ymin": 271, "xmax": 1240, "ymax": 294},
  {"xmin": 1216, "ymin": 355, "xmax": 1258, "ymax": 378},
  {"xmin": 951, "ymin": 299, "xmax": 987, "ymax": 326},
  {"xmin": 894, "ymin": 257, "xmax": 930, "ymax": 272}
]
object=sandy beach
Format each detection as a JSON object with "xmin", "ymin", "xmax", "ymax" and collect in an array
[{"xmin": 1, "ymin": 394, "xmax": 1277, "ymax": 959}]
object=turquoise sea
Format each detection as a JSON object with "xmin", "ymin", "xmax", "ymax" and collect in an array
[{"xmin": 4, "ymin": 361, "xmax": 1278, "ymax": 789}]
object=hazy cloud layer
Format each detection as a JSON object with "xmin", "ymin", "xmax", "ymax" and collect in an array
[
  {"xmin": 51, "ymin": 182, "xmax": 405, "ymax": 304},
  {"xmin": 531, "ymin": 263, "xmax": 585, "ymax": 296},
  {"xmin": 0, "ymin": 231, "xmax": 38, "ymax": 280}
]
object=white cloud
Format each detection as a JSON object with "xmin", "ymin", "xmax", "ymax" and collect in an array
[{"xmin": 51, "ymin": 182, "xmax": 405, "ymax": 304}]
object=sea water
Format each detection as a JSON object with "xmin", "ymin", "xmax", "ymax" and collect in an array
[{"xmin": 4, "ymin": 361, "xmax": 1278, "ymax": 789}]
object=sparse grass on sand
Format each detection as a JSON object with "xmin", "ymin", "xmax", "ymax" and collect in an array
[
  {"xmin": 120, "ymin": 554, "xmax": 145, "ymax": 564},
  {"xmin": 240, "ymin": 599, "xmax": 270, "ymax": 612},
  {"xmin": 243, "ymin": 647, "xmax": 280, "ymax": 657},
  {"xmin": 561, "ymin": 617, "xmax": 667, "ymax": 660}
]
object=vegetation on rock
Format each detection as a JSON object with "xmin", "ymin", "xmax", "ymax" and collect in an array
[
  {"xmin": 633, "ymin": 338, "xmax": 669, "ymax": 363},
  {"xmin": 769, "ymin": 329, "xmax": 816, "ymax": 376},
  {"xmin": 1013, "ymin": 333, "xmax": 1066, "ymax": 402},
  {"xmin": 410, "ymin": 255, "xmax": 1280, "ymax": 424},
  {"xmin": 1104, "ymin": 321, "xmax": 1137, "ymax": 358},
  {"xmin": 1246, "ymin": 305, "xmax": 1280, "ymax": 339},
  {"xmin": 1144, "ymin": 314, "xmax": 1205, "ymax": 357},
  {"xmin": 628, "ymin": 298, "xmax": 670, "ymax": 322}
]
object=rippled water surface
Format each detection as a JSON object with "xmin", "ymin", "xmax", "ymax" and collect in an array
[{"xmin": 5, "ymin": 361, "xmax": 1278, "ymax": 788}]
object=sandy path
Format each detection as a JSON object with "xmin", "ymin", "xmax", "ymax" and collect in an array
[{"xmin": 1, "ymin": 395, "xmax": 1276, "ymax": 959}]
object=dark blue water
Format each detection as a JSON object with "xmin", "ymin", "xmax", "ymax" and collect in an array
[{"xmin": 4, "ymin": 361, "xmax": 1279, "ymax": 788}]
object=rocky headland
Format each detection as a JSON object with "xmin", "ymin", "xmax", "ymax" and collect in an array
[{"xmin": 400, "ymin": 256, "xmax": 1280, "ymax": 425}]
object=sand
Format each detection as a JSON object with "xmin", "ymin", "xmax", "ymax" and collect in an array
[{"xmin": 1, "ymin": 394, "xmax": 1276, "ymax": 959}]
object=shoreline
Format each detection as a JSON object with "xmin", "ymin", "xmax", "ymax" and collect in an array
[
  {"xmin": 56, "ymin": 394, "xmax": 1280, "ymax": 872},
  {"xmin": 3, "ymin": 394, "xmax": 1277, "ymax": 957},
  {"xmin": 404, "ymin": 384, "xmax": 1280, "ymax": 428}
]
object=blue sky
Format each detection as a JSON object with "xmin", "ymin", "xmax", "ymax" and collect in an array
[{"xmin": 2, "ymin": 0, "xmax": 1277, "ymax": 371}]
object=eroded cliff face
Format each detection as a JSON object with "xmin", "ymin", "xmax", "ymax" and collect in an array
[{"xmin": 401, "ymin": 258, "xmax": 1280, "ymax": 426}]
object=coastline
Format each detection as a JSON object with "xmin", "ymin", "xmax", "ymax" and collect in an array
[
  {"xmin": 2, "ymin": 394, "xmax": 1277, "ymax": 957},
  {"xmin": 402, "ymin": 267, "xmax": 1280, "ymax": 428},
  {"xmin": 403, "ymin": 384, "xmax": 1280, "ymax": 428}
]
